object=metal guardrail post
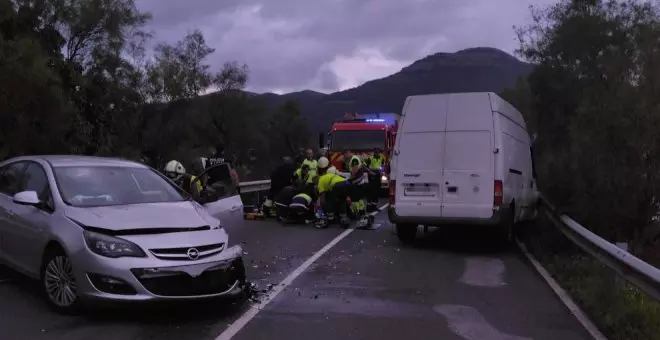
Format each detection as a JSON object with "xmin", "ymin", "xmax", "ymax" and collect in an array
[{"xmin": 537, "ymin": 194, "xmax": 660, "ymax": 301}]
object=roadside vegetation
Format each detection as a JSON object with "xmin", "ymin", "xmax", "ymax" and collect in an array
[
  {"xmin": 0, "ymin": 0, "xmax": 312, "ymax": 179},
  {"xmin": 501, "ymin": 1, "xmax": 660, "ymax": 338}
]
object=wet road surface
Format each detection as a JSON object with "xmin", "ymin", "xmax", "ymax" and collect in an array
[{"xmin": 0, "ymin": 201, "xmax": 594, "ymax": 340}]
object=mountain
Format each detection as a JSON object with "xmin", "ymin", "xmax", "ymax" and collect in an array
[{"xmin": 257, "ymin": 47, "xmax": 534, "ymax": 133}]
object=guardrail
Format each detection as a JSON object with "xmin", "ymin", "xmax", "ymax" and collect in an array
[
  {"xmin": 539, "ymin": 194, "xmax": 660, "ymax": 301},
  {"xmin": 238, "ymin": 180, "xmax": 271, "ymax": 193}
]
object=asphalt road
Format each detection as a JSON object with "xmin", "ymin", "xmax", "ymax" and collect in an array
[{"xmin": 0, "ymin": 199, "xmax": 594, "ymax": 340}]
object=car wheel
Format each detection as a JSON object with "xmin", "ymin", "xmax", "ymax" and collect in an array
[
  {"xmin": 396, "ymin": 224, "xmax": 417, "ymax": 243},
  {"xmin": 41, "ymin": 247, "xmax": 81, "ymax": 314}
]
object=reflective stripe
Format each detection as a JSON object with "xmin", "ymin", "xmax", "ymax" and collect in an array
[
  {"xmin": 289, "ymin": 202, "xmax": 309, "ymax": 210},
  {"xmin": 349, "ymin": 155, "xmax": 362, "ymax": 167},
  {"xmin": 293, "ymin": 193, "xmax": 312, "ymax": 204}
]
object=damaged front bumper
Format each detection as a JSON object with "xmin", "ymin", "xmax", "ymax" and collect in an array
[{"xmin": 76, "ymin": 244, "xmax": 247, "ymax": 303}]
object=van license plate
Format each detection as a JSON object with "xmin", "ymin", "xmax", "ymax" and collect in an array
[{"xmin": 405, "ymin": 186, "xmax": 434, "ymax": 196}]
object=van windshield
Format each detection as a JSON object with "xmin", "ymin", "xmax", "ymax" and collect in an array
[{"xmin": 331, "ymin": 130, "xmax": 385, "ymax": 151}]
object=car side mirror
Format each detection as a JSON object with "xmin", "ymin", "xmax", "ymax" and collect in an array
[{"xmin": 13, "ymin": 191, "xmax": 40, "ymax": 206}]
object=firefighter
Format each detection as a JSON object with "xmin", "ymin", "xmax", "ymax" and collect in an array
[
  {"xmin": 164, "ymin": 160, "xmax": 202, "ymax": 196},
  {"xmin": 345, "ymin": 153, "xmax": 369, "ymax": 221},
  {"xmin": 342, "ymin": 149, "xmax": 362, "ymax": 172},
  {"xmin": 293, "ymin": 164, "xmax": 311, "ymax": 189},
  {"xmin": 316, "ymin": 162, "xmax": 350, "ymax": 228},
  {"xmin": 302, "ymin": 148, "xmax": 318, "ymax": 184},
  {"xmin": 286, "ymin": 186, "xmax": 318, "ymax": 224},
  {"xmin": 366, "ymin": 148, "xmax": 385, "ymax": 211},
  {"xmin": 274, "ymin": 185, "xmax": 300, "ymax": 221},
  {"xmin": 302, "ymin": 148, "xmax": 318, "ymax": 172}
]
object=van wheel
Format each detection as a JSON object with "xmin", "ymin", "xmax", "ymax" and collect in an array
[
  {"xmin": 396, "ymin": 224, "xmax": 417, "ymax": 243},
  {"xmin": 498, "ymin": 205, "xmax": 516, "ymax": 246}
]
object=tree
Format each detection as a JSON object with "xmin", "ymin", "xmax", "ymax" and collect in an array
[
  {"xmin": 268, "ymin": 100, "xmax": 312, "ymax": 160},
  {"xmin": 145, "ymin": 29, "xmax": 248, "ymax": 103},
  {"xmin": 512, "ymin": 0, "xmax": 660, "ymax": 247},
  {"xmin": 0, "ymin": 0, "xmax": 305, "ymax": 183}
]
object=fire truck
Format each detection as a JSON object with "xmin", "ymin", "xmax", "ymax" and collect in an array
[{"xmin": 321, "ymin": 112, "xmax": 400, "ymax": 189}]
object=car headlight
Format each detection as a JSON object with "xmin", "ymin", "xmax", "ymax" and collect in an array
[
  {"xmin": 83, "ymin": 230, "xmax": 146, "ymax": 258},
  {"xmin": 381, "ymin": 175, "xmax": 388, "ymax": 182}
]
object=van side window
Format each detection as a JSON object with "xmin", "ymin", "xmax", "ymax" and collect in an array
[{"xmin": 530, "ymin": 147, "xmax": 537, "ymax": 179}]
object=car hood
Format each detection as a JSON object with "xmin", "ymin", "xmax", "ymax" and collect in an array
[{"xmin": 64, "ymin": 201, "xmax": 217, "ymax": 231}]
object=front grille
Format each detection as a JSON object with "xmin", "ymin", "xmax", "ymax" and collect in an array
[
  {"xmin": 149, "ymin": 243, "xmax": 224, "ymax": 261},
  {"xmin": 132, "ymin": 260, "xmax": 243, "ymax": 296}
]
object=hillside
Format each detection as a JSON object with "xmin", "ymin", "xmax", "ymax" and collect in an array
[{"xmin": 254, "ymin": 47, "xmax": 534, "ymax": 133}]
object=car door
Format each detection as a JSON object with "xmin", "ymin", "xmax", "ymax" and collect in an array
[
  {"xmin": 190, "ymin": 163, "xmax": 244, "ymax": 229},
  {"xmin": 2, "ymin": 162, "xmax": 55, "ymax": 275},
  {"xmin": 0, "ymin": 161, "xmax": 28, "ymax": 268}
]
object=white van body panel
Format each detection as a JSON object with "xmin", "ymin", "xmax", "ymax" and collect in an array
[{"xmin": 389, "ymin": 92, "xmax": 538, "ymax": 227}]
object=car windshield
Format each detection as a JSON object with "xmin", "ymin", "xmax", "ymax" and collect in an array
[
  {"xmin": 53, "ymin": 166, "xmax": 187, "ymax": 207},
  {"xmin": 331, "ymin": 130, "xmax": 386, "ymax": 151}
]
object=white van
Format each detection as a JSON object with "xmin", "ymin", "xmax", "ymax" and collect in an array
[{"xmin": 387, "ymin": 92, "xmax": 539, "ymax": 243}]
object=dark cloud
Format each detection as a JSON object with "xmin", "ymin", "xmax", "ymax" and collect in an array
[{"xmin": 136, "ymin": 0, "xmax": 555, "ymax": 93}]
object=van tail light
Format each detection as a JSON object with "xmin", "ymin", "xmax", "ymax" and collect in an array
[
  {"xmin": 494, "ymin": 180, "xmax": 503, "ymax": 207},
  {"xmin": 389, "ymin": 180, "xmax": 396, "ymax": 205}
]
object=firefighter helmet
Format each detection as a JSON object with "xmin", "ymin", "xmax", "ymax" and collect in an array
[{"xmin": 318, "ymin": 156, "xmax": 330, "ymax": 169}]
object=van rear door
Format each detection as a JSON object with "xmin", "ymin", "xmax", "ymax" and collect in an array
[
  {"xmin": 394, "ymin": 95, "xmax": 448, "ymax": 218},
  {"xmin": 441, "ymin": 94, "xmax": 495, "ymax": 219}
]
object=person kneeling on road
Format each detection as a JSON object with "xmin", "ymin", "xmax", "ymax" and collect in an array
[
  {"xmin": 274, "ymin": 185, "xmax": 299, "ymax": 222},
  {"xmin": 316, "ymin": 165, "xmax": 351, "ymax": 228},
  {"xmin": 286, "ymin": 187, "xmax": 318, "ymax": 224}
]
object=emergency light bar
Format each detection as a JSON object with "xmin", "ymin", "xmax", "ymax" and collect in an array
[{"xmin": 366, "ymin": 118, "xmax": 385, "ymax": 122}]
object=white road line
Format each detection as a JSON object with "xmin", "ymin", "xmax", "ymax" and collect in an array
[
  {"xmin": 215, "ymin": 228, "xmax": 356, "ymax": 340},
  {"xmin": 369, "ymin": 203, "xmax": 389, "ymax": 217},
  {"xmin": 516, "ymin": 240, "xmax": 608, "ymax": 340},
  {"xmin": 434, "ymin": 304, "xmax": 533, "ymax": 340}
]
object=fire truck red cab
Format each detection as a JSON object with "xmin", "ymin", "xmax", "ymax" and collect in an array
[{"xmin": 324, "ymin": 113, "xmax": 399, "ymax": 189}]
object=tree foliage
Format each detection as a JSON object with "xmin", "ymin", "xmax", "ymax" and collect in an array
[
  {"xmin": 0, "ymin": 0, "xmax": 311, "ymax": 180},
  {"xmin": 504, "ymin": 0, "xmax": 660, "ymax": 259}
]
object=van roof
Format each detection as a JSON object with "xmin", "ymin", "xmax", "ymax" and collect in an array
[{"xmin": 404, "ymin": 92, "xmax": 526, "ymax": 129}]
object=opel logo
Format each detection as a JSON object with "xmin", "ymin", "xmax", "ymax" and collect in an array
[{"xmin": 186, "ymin": 248, "xmax": 200, "ymax": 260}]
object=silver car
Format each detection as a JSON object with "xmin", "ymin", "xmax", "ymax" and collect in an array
[{"xmin": 0, "ymin": 155, "xmax": 246, "ymax": 313}]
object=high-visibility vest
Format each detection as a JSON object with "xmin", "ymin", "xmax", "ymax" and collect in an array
[
  {"xmin": 290, "ymin": 193, "xmax": 313, "ymax": 210},
  {"xmin": 293, "ymin": 193, "xmax": 312, "ymax": 204},
  {"xmin": 182, "ymin": 175, "xmax": 202, "ymax": 195},
  {"xmin": 302, "ymin": 159, "xmax": 318, "ymax": 171},
  {"xmin": 294, "ymin": 168, "xmax": 309, "ymax": 182},
  {"xmin": 369, "ymin": 155, "xmax": 384, "ymax": 169}
]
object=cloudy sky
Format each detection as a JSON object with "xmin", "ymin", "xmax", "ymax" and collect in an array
[{"xmin": 135, "ymin": 0, "xmax": 556, "ymax": 94}]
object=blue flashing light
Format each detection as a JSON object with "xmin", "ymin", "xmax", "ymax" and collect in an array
[{"xmin": 366, "ymin": 118, "xmax": 385, "ymax": 122}]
